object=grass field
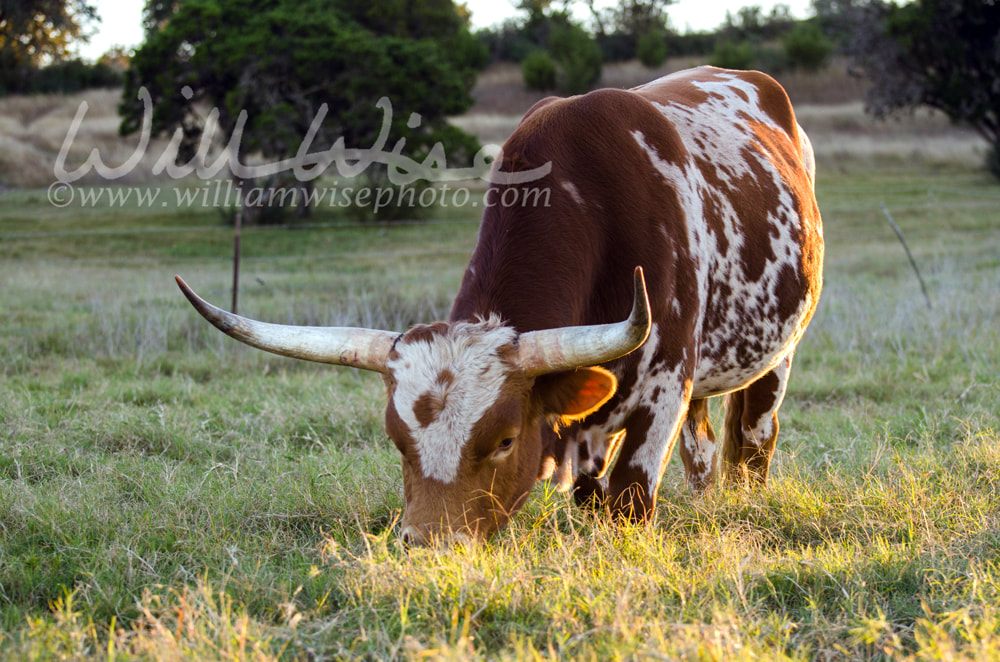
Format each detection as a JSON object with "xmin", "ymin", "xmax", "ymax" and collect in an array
[{"xmin": 1, "ymin": 159, "xmax": 998, "ymax": 659}]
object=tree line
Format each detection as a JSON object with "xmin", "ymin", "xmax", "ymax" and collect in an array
[
  {"xmin": 0, "ymin": 1, "xmax": 124, "ymax": 94},
  {"xmin": 490, "ymin": 1, "xmax": 834, "ymax": 95}
]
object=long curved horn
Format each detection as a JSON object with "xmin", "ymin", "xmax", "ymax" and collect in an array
[
  {"xmin": 175, "ymin": 276, "xmax": 397, "ymax": 373},
  {"xmin": 518, "ymin": 266, "xmax": 652, "ymax": 376}
]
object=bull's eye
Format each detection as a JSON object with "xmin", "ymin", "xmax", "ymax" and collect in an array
[{"xmin": 493, "ymin": 436, "xmax": 515, "ymax": 459}]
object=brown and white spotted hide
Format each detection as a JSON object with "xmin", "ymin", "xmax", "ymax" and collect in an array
[
  {"xmin": 462, "ymin": 66, "xmax": 824, "ymax": 522},
  {"xmin": 384, "ymin": 318, "xmax": 617, "ymax": 545}
]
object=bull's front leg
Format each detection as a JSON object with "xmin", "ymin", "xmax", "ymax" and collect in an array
[
  {"xmin": 570, "ymin": 427, "xmax": 626, "ymax": 509},
  {"xmin": 603, "ymin": 378, "xmax": 693, "ymax": 522},
  {"xmin": 541, "ymin": 425, "xmax": 613, "ymax": 508},
  {"xmin": 572, "ymin": 472, "xmax": 607, "ymax": 510}
]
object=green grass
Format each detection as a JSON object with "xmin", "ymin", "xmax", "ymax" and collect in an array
[{"xmin": 1, "ymin": 167, "xmax": 999, "ymax": 660}]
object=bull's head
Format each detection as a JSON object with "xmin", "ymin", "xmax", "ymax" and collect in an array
[{"xmin": 175, "ymin": 268, "xmax": 650, "ymax": 545}]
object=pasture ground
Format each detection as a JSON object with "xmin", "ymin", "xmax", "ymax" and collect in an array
[{"xmin": 1, "ymin": 162, "xmax": 998, "ymax": 660}]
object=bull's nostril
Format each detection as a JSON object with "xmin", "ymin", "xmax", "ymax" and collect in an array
[
  {"xmin": 400, "ymin": 525, "xmax": 427, "ymax": 548},
  {"xmin": 399, "ymin": 524, "xmax": 430, "ymax": 547}
]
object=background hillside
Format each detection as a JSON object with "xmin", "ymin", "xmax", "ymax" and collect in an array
[{"xmin": 0, "ymin": 59, "xmax": 986, "ymax": 191}]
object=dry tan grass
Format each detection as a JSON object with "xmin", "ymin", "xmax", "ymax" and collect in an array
[
  {"xmin": 600, "ymin": 57, "xmax": 869, "ymax": 106},
  {"xmin": 771, "ymin": 60, "xmax": 869, "ymax": 106},
  {"xmin": 796, "ymin": 101, "xmax": 985, "ymax": 170},
  {"xmin": 467, "ymin": 63, "xmax": 549, "ymax": 119},
  {"xmin": 0, "ymin": 88, "xmax": 172, "ymax": 188},
  {"xmin": 449, "ymin": 113, "xmax": 521, "ymax": 148},
  {"xmin": 467, "ymin": 58, "xmax": 867, "ymax": 116},
  {"xmin": 0, "ymin": 133, "xmax": 54, "ymax": 189},
  {"xmin": 461, "ymin": 59, "xmax": 983, "ymax": 170}
]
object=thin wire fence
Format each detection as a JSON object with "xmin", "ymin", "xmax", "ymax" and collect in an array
[
  {"xmin": 0, "ymin": 217, "xmax": 481, "ymax": 240},
  {"xmin": 2, "ymin": 186, "xmax": 995, "ymax": 357},
  {"xmin": 1, "ymin": 186, "xmax": 997, "ymax": 265}
]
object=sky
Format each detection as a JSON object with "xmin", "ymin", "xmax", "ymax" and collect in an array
[{"xmin": 74, "ymin": 0, "xmax": 815, "ymax": 61}]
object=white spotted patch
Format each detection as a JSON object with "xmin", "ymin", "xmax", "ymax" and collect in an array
[
  {"xmin": 798, "ymin": 123, "xmax": 816, "ymax": 188},
  {"xmin": 568, "ymin": 324, "xmax": 659, "ymax": 477},
  {"xmin": 567, "ymin": 324, "xmax": 697, "ymax": 493},
  {"xmin": 539, "ymin": 455, "xmax": 557, "ymax": 481},
  {"xmin": 518, "ymin": 70, "xmax": 818, "ymax": 505},
  {"xmin": 562, "ymin": 71, "xmax": 820, "ymax": 496},
  {"xmin": 387, "ymin": 318, "xmax": 516, "ymax": 483},
  {"xmin": 577, "ymin": 428, "xmax": 605, "ymax": 476},
  {"xmin": 561, "ymin": 180, "xmax": 586, "ymax": 206},
  {"xmin": 630, "ymin": 70, "xmax": 817, "ymax": 397}
]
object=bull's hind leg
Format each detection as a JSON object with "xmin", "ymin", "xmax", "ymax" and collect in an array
[
  {"xmin": 678, "ymin": 398, "xmax": 717, "ymax": 492},
  {"xmin": 721, "ymin": 354, "xmax": 793, "ymax": 486}
]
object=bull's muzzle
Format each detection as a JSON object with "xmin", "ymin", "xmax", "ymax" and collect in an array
[{"xmin": 400, "ymin": 524, "xmax": 473, "ymax": 548}]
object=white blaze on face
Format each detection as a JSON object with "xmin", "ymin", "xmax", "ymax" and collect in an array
[{"xmin": 387, "ymin": 319, "xmax": 517, "ymax": 483}]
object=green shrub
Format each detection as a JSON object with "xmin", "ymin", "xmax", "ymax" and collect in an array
[
  {"xmin": 2, "ymin": 59, "xmax": 123, "ymax": 95},
  {"xmin": 550, "ymin": 23, "xmax": 602, "ymax": 94},
  {"xmin": 986, "ymin": 143, "xmax": 1000, "ymax": 182},
  {"xmin": 671, "ymin": 31, "xmax": 716, "ymax": 57},
  {"xmin": 710, "ymin": 40, "xmax": 755, "ymax": 70},
  {"xmin": 636, "ymin": 30, "xmax": 668, "ymax": 68},
  {"xmin": 754, "ymin": 45, "xmax": 790, "ymax": 75},
  {"xmin": 452, "ymin": 30, "xmax": 491, "ymax": 71},
  {"xmin": 597, "ymin": 33, "xmax": 635, "ymax": 62},
  {"xmin": 478, "ymin": 23, "xmax": 538, "ymax": 63},
  {"xmin": 522, "ymin": 50, "xmax": 557, "ymax": 90},
  {"xmin": 783, "ymin": 22, "xmax": 832, "ymax": 72}
]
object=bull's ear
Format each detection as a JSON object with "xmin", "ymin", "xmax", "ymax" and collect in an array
[{"xmin": 536, "ymin": 366, "xmax": 618, "ymax": 423}]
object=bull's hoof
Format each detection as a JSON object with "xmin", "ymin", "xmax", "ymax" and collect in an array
[
  {"xmin": 572, "ymin": 475, "xmax": 607, "ymax": 510},
  {"xmin": 609, "ymin": 484, "xmax": 655, "ymax": 524}
]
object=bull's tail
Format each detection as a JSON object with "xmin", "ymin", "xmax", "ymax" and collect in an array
[{"xmin": 721, "ymin": 391, "xmax": 745, "ymax": 484}]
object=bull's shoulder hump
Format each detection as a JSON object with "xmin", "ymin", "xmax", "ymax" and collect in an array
[
  {"xmin": 518, "ymin": 87, "xmax": 668, "ymax": 131},
  {"xmin": 520, "ymin": 95, "xmax": 562, "ymax": 124},
  {"xmin": 505, "ymin": 87, "xmax": 685, "ymax": 163}
]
